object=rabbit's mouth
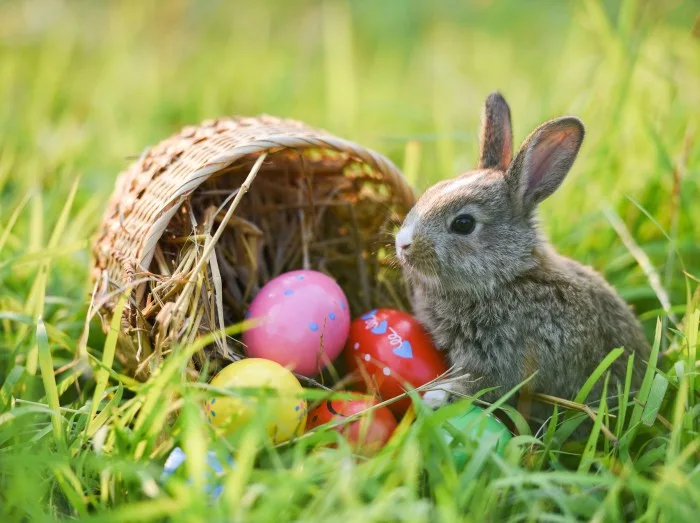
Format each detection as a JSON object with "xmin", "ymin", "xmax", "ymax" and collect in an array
[{"xmin": 396, "ymin": 240, "xmax": 442, "ymax": 287}]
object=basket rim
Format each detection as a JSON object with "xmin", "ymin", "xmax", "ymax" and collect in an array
[{"xmin": 137, "ymin": 130, "xmax": 415, "ymax": 272}]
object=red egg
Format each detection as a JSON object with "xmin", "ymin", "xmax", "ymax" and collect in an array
[
  {"xmin": 344, "ymin": 308, "xmax": 448, "ymax": 414},
  {"xmin": 306, "ymin": 394, "xmax": 398, "ymax": 455}
]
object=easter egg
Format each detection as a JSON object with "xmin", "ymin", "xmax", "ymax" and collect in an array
[
  {"xmin": 344, "ymin": 309, "xmax": 448, "ymax": 414},
  {"xmin": 441, "ymin": 405, "xmax": 512, "ymax": 467},
  {"xmin": 306, "ymin": 394, "xmax": 398, "ymax": 455},
  {"xmin": 205, "ymin": 358, "xmax": 307, "ymax": 443},
  {"xmin": 243, "ymin": 270, "xmax": 351, "ymax": 377},
  {"xmin": 161, "ymin": 446, "xmax": 234, "ymax": 500}
]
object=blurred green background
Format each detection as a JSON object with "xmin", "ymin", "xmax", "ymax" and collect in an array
[
  {"xmin": 1, "ymin": 2, "xmax": 699, "ymax": 520},
  {"xmin": 1, "ymin": 0, "xmax": 698, "ymax": 335}
]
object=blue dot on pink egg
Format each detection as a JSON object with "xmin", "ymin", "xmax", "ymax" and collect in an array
[
  {"xmin": 295, "ymin": 275, "xmax": 304, "ymax": 280},
  {"xmin": 339, "ymin": 301, "xmax": 346, "ymax": 311},
  {"xmin": 309, "ymin": 323, "xmax": 319, "ymax": 332},
  {"xmin": 284, "ymin": 289, "xmax": 294, "ymax": 296},
  {"xmin": 329, "ymin": 312, "xmax": 336, "ymax": 320}
]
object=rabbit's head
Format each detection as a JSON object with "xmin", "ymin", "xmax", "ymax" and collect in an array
[{"xmin": 396, "ymin": 92, "xmax": 585, "ymax": 295}]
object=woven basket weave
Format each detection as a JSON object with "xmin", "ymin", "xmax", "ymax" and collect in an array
[{"xmin": 92, "ymin": 115, "xmax": 415, "ymax": 380}]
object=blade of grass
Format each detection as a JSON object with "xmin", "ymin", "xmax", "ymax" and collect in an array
[
  {"xmin": 86, "ymin": 352, "xmax": 142, "ymax": 391},
  {"xmin": 223, "ymin": 430, "xmax": 260, "ymax": 517},
  {"xmin": 629, "ymin": 318, "xmax": 662, "ymax": 429},
  {"xmin": 18, "ymin": 181, "xmax": 81, "ymax": 374},
  {"xmin": 0, "ymin": 405, "xmax": 66, "ymax": 427},
  {"xmin": 85, "ymin": 293, "xmax": 128, "ymax": 445},
  {"xmin": 53, "ymin": 464, "xmax": 88, "ymax": 517},
  {"xmin": 641, "ymin": 373, "xmax": 668, "ymax": 427},
  {"xmin": 684, "ymin": 307, "xmax": 698, "ymax": 410},
  {"xmin": 47, "ymin": 176, "xmax": 80, "ymax": 247},
  {"xmin": 573, "ymin": 347, "xmax": 624, "ymax": 405},
  {"xmin": 181, "ymin": 398, "xmax": 207, "ymax": 493},
  {"xmin": 615, "ymin": 352, "xmax": 634, "ymax": 438},
  {"xmin": 0, "ymin": 365, "xmax": 24, "ymax": 410},
  {"xmin": 85, "ymin": 384, "xmax": 124, "ymax": 439},
  {"xmin": 79, "ymin": 497, "xmax": 188, "ymax": 523},
  {"xmin": 554, "ymin": 348, "xmax": 624, "ymax": 441},
  {"xmin": 536, "ymin": 405, "xmax": 558, "ymax": 470},
  {"xmin": 0, "ymin": 241, "xmax": 88, "ymax": 271},
  {"xmin": 603, "ymin": 206, "xmax": 678, "ymax": 327},
  {"xmin": 36, "ymin": 317, "xmax": 63, "ymax": 446},
  {"xmin": 0, "ymin": 190, "xmax": 32, "ymax": 253},
  {"xmin": 667, "ymin": 375, "xmax": 688, "ymax": 462},
  {"xmin": 579, "ymin": 373, "xmax": 609, "ymax": 473},
  {"xmin": 208, "ymin": 239, "xmax": 226, "ymax": 353}
]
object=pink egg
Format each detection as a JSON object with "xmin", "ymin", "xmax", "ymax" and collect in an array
[{"xmin": 243, "ymin": 270, "xmax": 351, "ymax": 377}]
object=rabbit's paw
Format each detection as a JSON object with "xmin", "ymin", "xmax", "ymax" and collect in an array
[{"xmin": 422, "ymin": 388, "xmax": 450, "ymax": 409}]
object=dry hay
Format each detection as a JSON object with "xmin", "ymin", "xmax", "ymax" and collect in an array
[{"xmin": 91, "ymin": 116, "xmax": 416, "ymax": 382}]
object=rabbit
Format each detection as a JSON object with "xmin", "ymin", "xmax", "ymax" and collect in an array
[{"xmin": 394, "ymin": 92, "xmax": 650, "ymax": 419}]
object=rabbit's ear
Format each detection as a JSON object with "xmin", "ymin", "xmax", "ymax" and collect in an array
[
  {"xmin": 478, "ymin": 92, "xmax": 513, "ymax": 170},
  {"xmin": 507, "ymin": 117, "xmax": 584, "ymax": 211}
]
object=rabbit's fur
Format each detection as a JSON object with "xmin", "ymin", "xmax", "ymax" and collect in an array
[{"xmin": 395, "ymin": 93, "xmax": 650, "ymax": 416}]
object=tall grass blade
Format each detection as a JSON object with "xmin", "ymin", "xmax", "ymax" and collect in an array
[
  {"xmin": 629, "ymin": 319, "xmax": 663, "ymax": 429},
  {"xmin": 36, "ymin": 317, "xmax": 63, "ymax": 445},
  {"xmin": 641, "ymin": 373, "xmax": 668, "ymax": 427},
  {"xmin": 0, "ymin": 365, "xmax": 24, "ymax": 410},
  {"xmin": 579, "ymin": 373, "xmax": 609, "ymax": 473},
  {"xmin": 86, "ymin": 293, "xmax": 128, "ymax": 444}
]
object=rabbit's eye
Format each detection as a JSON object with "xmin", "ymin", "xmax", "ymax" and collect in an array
[{"xmin": 450, "ymin": 214, "xmax": 476, "ymax": 235}]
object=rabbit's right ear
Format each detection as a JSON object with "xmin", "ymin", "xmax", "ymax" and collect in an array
[
  {"xmin": 478, "ymin": 92, "xmax": 513, "ymax": 170},
  {"xmin": 506, "ymin": 117, "xmax": 584, "ymax": 213}
]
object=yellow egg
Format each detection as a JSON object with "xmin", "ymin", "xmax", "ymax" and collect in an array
[{"xmin": 205, "ymin": 358, "xmax": 307, "ymax": 443}]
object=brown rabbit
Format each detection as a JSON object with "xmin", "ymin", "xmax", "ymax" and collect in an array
[{"xmin": 395, "ymin": 92, "xmax": 650, "ymax": 416}]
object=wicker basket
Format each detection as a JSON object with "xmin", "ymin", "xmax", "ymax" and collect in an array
[{"xmin": 92, "ymin": 115, "xmax": 416, "ymax": 380}]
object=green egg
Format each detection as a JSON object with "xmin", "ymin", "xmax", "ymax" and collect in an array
[{"xmin": 441, "ymin": 406, "xmax": 512, "ymax": 468}]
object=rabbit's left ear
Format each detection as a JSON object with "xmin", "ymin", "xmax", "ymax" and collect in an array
[
  {"xmin": 478, "ymin": 92, "xmax": 513, "ymax": 170},
  {"xmin": 507, "ymin": 117, "xmax": 584, "ymax": 211}
]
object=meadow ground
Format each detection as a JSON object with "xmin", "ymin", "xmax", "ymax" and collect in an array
[{"xmin": 0, "ymin": 0, "xmax": 699, "ymax": 521}]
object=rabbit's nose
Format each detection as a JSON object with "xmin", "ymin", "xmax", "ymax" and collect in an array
[{"xmin": 395, "ymin": 225, "xmax": 414, "ymax": 255}]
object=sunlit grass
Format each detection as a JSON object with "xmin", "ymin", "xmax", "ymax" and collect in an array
[{"xmin": 1, "ymin": 0, "xmax": 698, "ymax": 521}]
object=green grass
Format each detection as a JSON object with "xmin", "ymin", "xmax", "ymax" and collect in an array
[{"xmin": 1, "ymin": 0, "xmax": 699, "ymax": 520}]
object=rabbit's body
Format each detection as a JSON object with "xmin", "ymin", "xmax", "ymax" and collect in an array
[
  {"xmin": 410, "ymin": 238, "xmax": 648, "ymax": 405},
  {"xmin": 395, "ymin": 93, "xmax": 650, "ymax": 413}
]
